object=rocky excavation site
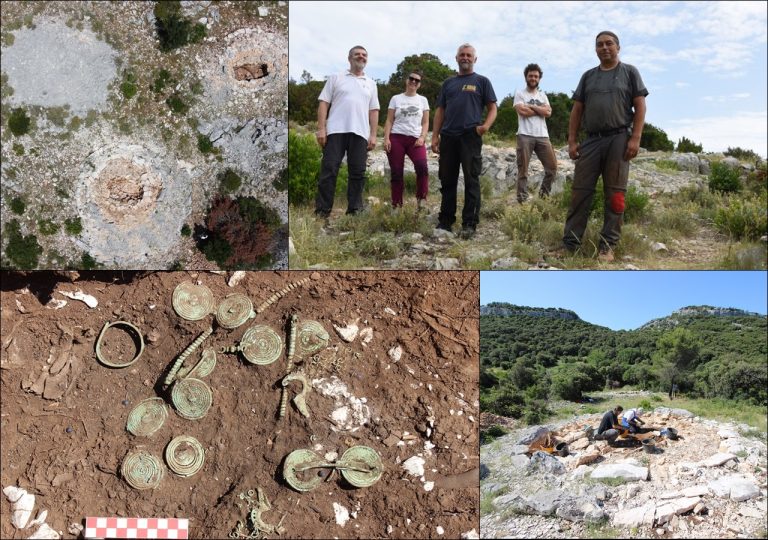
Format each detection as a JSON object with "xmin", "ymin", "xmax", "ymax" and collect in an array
[
  {"xmin": 481, "ymin": 408, "xmax": 768, "ymax": 538},
  {"xmin": 0, "ymin": 270, "xmax": 480, "ymax": 539},
  {"xmin": 1, "ymin": 1, "xmax": 288, "ymax": 270}
]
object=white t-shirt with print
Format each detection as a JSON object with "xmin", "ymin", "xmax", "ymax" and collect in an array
[
  {"xmin": 388, "ymin": 93, "xmax": 430, "ymax": 138},
  {"xmin": 514, "ymin": 88, "xmax": 550, "ymax": 138},
  {"xmin": 319, "ymin": 71, "xmax": 380, "ymax": 140}
]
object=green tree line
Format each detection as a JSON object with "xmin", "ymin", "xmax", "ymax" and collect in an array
[{"xmin": 480, "ymin": 304, "xmax": 767, "ymax": 423}]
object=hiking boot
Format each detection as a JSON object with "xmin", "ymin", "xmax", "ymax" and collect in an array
[
  {"xmin": 598, "ymin": 247, "xmax": 615, "ymax": 263},
  {"xmin": 436, "ymin": 223, "xmax": 452, "ymax": 233},
  {"xmin": 458, "ymin": 226, "xmax": 476, "ymax": 239}
]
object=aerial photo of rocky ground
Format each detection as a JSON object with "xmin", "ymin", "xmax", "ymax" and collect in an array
[{"xmin": 1, "ymin": 1, "xmax": 288, "ymax": 270}]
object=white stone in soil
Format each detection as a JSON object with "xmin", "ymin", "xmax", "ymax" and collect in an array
[
  {"xmin": 333, "ymin": 502, "xmax": 350, "ymax": 526},
  {"xmin": 388, "ymin": 345, "xmax": 403, "ymax": 362},
  {"xmin": 334, "ymin": 321, "xmax": 359, "ymax": 342},
  {"xmin": 590, "ymin": 463, "xmax": 648, "ymax": 482},
  {"xmin": 700, "ymin": 452, "xmax": 737, "ymax": 467},
  {"xmin": 612, "ymin": 502, "xmax": 656, "ymax": 528},
  {"xmin": 402, "ymin": 456, "xmax": 426, "ymax": 477},
  {"xmin": 3, "ymin": 486, "xmax": 35, "ymax": 529}
]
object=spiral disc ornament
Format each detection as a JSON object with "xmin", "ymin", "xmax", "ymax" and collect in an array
[
  {"xmin": 165, "ymin": 435, "xmax": 205, "ymax": 477},
  {"xmin": 126, "ymin": 397, "xmax": 168, "ymax": 437},
  {"xmin": 240, "ymin": 325, "xmax": 282, "ymax": 365},
  {"xmin": 172, "ymin": 282, "xmax": 215, "ymax": 321},
  {"xmin": 171, "ymin": 378, "xmax": 213, "ymax": 420},
  {"xmin": 177, "ymin": 347, "xmax": 217, "ymax": 380},
  {"xmin": 340, "ymin": 446, "xmax": 383, "ymax": 488},
  {"xmin": 297, "ymin": 320, "xmax": 329, "ymax": 356},
  {"xmin": 121, "ymin": 450, "xmax": 164, "ymax": 490},
  {"xmin": 283, "ymin": 449, "xmax": 324, "ymax": 492},
  {"xmin": 216, "ymin": 294, "xmax": 254, "ymax": 329}
]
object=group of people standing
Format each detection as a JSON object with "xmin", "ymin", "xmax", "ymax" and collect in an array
[{"xmin": 313, "ymin": 30, "xmax": 647, "ymax": 256}]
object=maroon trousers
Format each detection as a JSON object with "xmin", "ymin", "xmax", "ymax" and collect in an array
[{"xmin": 387, "ymin": 133, "xmax": 429, "ymax": 207}]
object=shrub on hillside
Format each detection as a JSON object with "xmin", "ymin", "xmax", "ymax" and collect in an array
[
  {"xmin": 550, "ymin": 362, "xmax": 601, "ymax": 401},
  {"xmin": 714, "ymin": 194, "xmax": 767, "ymax": 241},
  {"xmin": 676, "ymin": 136, "xmax": 703, "ymax": 153},
  {"xmin": 154, "ymin": 1, "xmax": 206, "ymax": 52},
  {"xmin": 640, "ymin": 123, "xmax": 674, "ymax": 152},
  {"xmin": 288, "ymin": 130, "xmax": 322, "ymax": 205},
  {"xmin": 724, "ymin": 146, "xmax": 761, "ymax": 163},
  {"xmin": 708, "ymin": 161, "xmax": 742, "ymax": 193}
]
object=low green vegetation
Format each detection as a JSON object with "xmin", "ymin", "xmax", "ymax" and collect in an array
[
  {"xmin": 152, "ymin": 69, "xmax": 174, "ymax": 93},
  {"xmin": 709, "ymin": 161, "xmax": 742, "ymax": 193},
  {"xmin": 166, "ymin": 93, "xmax": 189, "ymax": 114},
  {"xmin": 218, "ymin": 168, "xmax": 242, "ymax": 193},
  {"xmin": 3, "ymin": 220, "xmax": 42, "ymax": 269},
  {"xmin": 180, "ymin": 224, "xmax": 191, "ymax": 237},
  {"xmin": 12, "ymin": 143, "xmax": 24, "ymax": 155},
  {"xmin": 80, "ymin": 252, "xmax": 99, "ymax": 270},
  {"xmin": 120, "ymin": 71, "xmax": 138, "ymax": 100},
  {"xmin": 64, "ymin": 217, "xmax": 83, "ymax": 235},
  {"xmin": 480, "ymin": 424, "xmax": 508, "ymax": 445},
  {"xmin": 154, "ymin": 1, "xmax": 206, "ymax": 52},
  {"xmin": 8, "ymin": 107, "xmax": 31, "ymax": 136},
  {"xmin": 9, "ymin": 197, "xmax": 25, "ymax": 215},
  {"xmin": 197, "ymin": 134, "xmax": 215, "ymax": 154},
  {"xmin": 37, "ymin": 219, "xmax": 60, "ymax": 236}
]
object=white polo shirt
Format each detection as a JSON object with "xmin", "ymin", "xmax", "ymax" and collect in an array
[{"xmin": 319, "ymin": 70, "xmax": 380, "ymax": 141}]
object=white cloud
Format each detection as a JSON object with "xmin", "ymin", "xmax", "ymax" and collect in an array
[
  {"xmin": 668, "ymin": 111, "xmax": 768, "ymax": 156},
  {"xmin": 675, "ymin": 82, "xmax": 691, "ymax": 88}
]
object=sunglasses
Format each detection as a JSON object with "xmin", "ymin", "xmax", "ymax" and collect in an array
[{"xmin": 408, "ymin": 77, "xmax": 422, "ymax": 84}]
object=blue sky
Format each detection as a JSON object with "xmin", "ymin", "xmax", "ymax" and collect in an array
[
  {"xmin": 480, "ymin": 271, "xmax": 768, "ymax": 330},
  {"xmin": 289, "ymin": 1, "xmax": 768, "ymax": 157}
]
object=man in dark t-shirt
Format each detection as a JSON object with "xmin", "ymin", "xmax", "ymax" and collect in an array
[
  {"xmin": 588, "ymin": 405, "xmax": 623, "ymax": 445},
  {"xmin": 562, "ymin": 31, "xmax": 648, "ymax": 262},
  {"xmin": 431, "ymin": 43, "xmax": 497, "ymax": 239}
]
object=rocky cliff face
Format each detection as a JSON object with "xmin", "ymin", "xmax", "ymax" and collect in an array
[
  {"xmin": 641, "ymin": 306, "xmax": 764, "ymax": 329},
  {"xmin": 480, "ymin": 304, "xmax": 580, "ymax": 320}
]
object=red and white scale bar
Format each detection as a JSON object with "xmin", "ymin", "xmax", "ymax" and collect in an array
[{"xmin": 84, "ymin": 517, "xmax": 189, "ymax": 539}]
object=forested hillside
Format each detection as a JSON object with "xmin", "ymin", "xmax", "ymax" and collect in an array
[{"xmin": 480, "ymin": 303, "xmax": 767, "ymax": 423}]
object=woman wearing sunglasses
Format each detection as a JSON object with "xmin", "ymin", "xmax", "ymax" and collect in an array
[{"xmin": 383, "ymin": 71, "xmax": 430, "ymax": 211}]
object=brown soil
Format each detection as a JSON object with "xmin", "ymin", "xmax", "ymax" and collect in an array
[{"xmin": 0, "ymin": 270, "xmax": 480, "ymax": 539}]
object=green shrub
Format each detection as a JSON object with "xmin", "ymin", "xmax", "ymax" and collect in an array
[
  {"xmin": 639, "ymin": 399, "xmax": 653, "ymax": 410},
  {"xmin": 219, "ymin": 169, "xmax": 242, "ymax": 193},
  {"xmin": 288, "ymin": 130, "xmax": 322, "ymax": 205},
  {"xmin": 37, "ymin": 219, "xmax": 60, "ymax": 235},
  {"xmin": 480, "ymin": 425, "xmax": 507, "ymax": 445},
  {"xmin": 725, "ymin": 146, "xmax": 761, "ymax": 163},
  {"xmin": 640, "ymin": 123, "xmax": 674, "ymax": 152},
  {"xmin": 12, "ymin": 143, "xmax": 24, "ymax": 155},
  {"xmin": 152, "ymin": 69, "xmax": 173, "ymax": 93},
  {"xmin": 709, "ymin": 161, "xmax": 742, "ymax": 194},
  {"xmin": 3, "ymin": 220, "xmax": 42, "ymax": 269},
  {"xmin": 202, "ymin": 234, "xmax": 233, "ymax": 266},
  {"xmin": 9, "ymin": 197, "xmax": 25, "ymax": 215},
  {"xmin": 561, "ymin": 180, "xmax": 649, "ymax": 223},
  {"xmin": 80, "ymin": 252, "xmax": 99, "ymax": 270},
  {"xmin": 180, "ymin": 224, "xmax": 191, "ymax": 236},
  {"xmin": 197, "ymin": 134, "xmax": 215, "ymax": 154},
  {"xmin": 120, "ymin": 80, "xmax": 137, "ymax": 99},
  {"xmin": 676, "ymin": 136, "xmax": 703, "ymax": 153},
  {"xmin": 64, "ymin": 217, "xmax": 82, "ymax": 235},
  {"xmin": 238, "ymin": 197, "xmax": 281, "ymax": 228},
  {"xmin": 166, "ymin": 94, "xmax": 189, "ymax": 114},
  {"xmin": 8, "ymin": 108, "xmax": 31, "ymax": 136},
  {"xmin": 46, "ymin": 106, "xmax": 69, "ymax": 127},
  {"xmin": 189, "ymin": 23, "xmax": 206, "ymax": 43},
  {"xmin": 500, "ymin": 205, "xmax": 543, "ymax": 243},
  {"xmin": 154, "ymin": 1, "xmax": 205, "ymax": 52},
  {"xmin": 714, "ymin": 195, "xmax": 768, "ymax": 241}
]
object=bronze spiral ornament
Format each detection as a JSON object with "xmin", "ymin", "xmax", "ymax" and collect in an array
[
  {"xmin": 216, "ymin": 294, "xmax": 254, "ymax": 329},
  {"xmin": 126, "ymin": 397, "xmax": 168, "ymax": 437},
  {"xmin": 172, "ymin": 282, "xmax": 215, "ymax": 321},
  {"xmin": 171, "ymin": 378, "xmax": 213, "ymax": 420},
  {"xmin": 165, "ymin": 435, "xmax": 205, "ymax": 477},
  {"xmin": 240, "ymin": 325, "xmax": 282, "ymax": 365},
  {"xmin": 297, "ymin": 320, "xmax": 329, "ymax": 356},
  {"xmin": 121, "ymin": 450, "xmax": 164, "ymax": 490}
]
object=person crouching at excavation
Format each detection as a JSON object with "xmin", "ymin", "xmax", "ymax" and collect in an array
[
  {"xmin": 587, "ymin": 405, "xmax": 623, "ymax": 446},
  {"xmin": 383, "ymin": 70, "xmax": 430, "ymax": 211}
]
